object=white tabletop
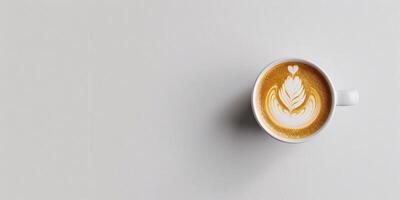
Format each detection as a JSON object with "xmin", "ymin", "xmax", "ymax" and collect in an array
[{"xmin": 1, "ymin": 0, "xmax": 399, "ymax": 199}]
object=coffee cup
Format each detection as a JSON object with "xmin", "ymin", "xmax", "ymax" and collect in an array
[{"xmin": 251, "ymin": 58, "xmax": 358, "ymax": 143}]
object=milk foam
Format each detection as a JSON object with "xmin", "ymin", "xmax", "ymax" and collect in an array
[{"xmin": 265, "ymin": 65, "xmax": 321, "ymax": 129}]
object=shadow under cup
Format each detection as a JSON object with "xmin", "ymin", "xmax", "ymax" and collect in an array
[{"xmin": 251, "ymin": 58, "xmax": 336, "ymax": 143}]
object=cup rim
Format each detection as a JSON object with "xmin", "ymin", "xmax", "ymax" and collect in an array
[{"xmin": 251, "ymin": 58, "xmax": 336, "ymax": 143}]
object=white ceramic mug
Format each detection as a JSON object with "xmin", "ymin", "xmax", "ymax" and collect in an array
[{"xmin": 251, "ymin": 58, "xmax": 359, "ymax": 143}]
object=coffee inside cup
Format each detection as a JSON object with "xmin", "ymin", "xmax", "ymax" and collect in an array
[{"xmin": 254, "ymin": 61, "xmax": 333, "ymax": 139}]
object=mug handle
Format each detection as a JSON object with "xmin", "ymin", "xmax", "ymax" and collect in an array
[{"xmin": 336, "ymin": 89, "xmax": 359, "ymax": 106}]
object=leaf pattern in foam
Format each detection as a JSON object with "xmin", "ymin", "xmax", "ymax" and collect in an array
[{"xmin": 278, "ymin": 76, "xmax": 306, "ymax": 111}]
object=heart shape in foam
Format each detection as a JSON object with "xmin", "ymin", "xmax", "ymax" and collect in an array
[{"xmin": 288, "ymin": 65, "xmax": 298, "ymax": 75}]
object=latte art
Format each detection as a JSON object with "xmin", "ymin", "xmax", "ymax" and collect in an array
[
  {"xmin": 266, "ymin": 65, "xmax": 320, "ymax": 129},
  {"xmin": 256, "ymin": 61, "xmax": 332, "ymax": 139}
]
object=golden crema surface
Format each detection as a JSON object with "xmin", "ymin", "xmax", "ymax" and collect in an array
[{"xmin": 256, "ymin": 62, "xmax": 332, "ymax": 139}]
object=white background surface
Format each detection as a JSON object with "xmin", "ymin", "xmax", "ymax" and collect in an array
[{"xmin": 1, "ymin": 0, "xmax": 400, "ymax": 199}]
